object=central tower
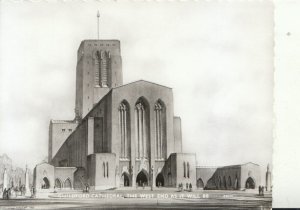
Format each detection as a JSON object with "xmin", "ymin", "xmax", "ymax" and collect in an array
[{"xmin": 75, "ymin": 40, "xmax": 123, "ymax": 119}]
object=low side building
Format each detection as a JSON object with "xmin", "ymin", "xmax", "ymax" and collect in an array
[
  {"xmin": 196, "ymin": 162, "xmax": 261, "ymax": 190},
  {"xmin": 33, "ymin": 163, "xmax": 77, "ymax": 193}
]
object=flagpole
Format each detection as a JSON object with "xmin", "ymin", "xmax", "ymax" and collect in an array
[{"xmin": 97, "ymin": 11, "xmax": 100, "ymax": 40}]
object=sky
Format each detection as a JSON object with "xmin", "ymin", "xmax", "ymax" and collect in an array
[{"xmin": 0, "ymin": 1, "xmax": 274, "ymax": 179}]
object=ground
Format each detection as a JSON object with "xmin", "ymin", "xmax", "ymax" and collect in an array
[{"xmin": 0, "ymin": 188, "xmax": 272, "ymax": 209}]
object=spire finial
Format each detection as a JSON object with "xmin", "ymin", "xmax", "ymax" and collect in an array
[{"xmin": 97, "ymin": 10, "xmax": 100, "ymax": 40}]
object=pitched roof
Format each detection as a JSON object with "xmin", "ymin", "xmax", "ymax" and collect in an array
[{"xmin": 113, "ymin": 80, "xmax": 172, "ymax": 90}]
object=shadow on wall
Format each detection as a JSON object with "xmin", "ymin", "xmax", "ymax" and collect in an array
[
  {"xmin": 203, "ymin": 166, "xmax": 241, "ymax": 190},
  {"xmin": 197, "ymin": 163, "xmax": 260, "ymax": 190},
  {"xmin": 73, "ymin": 167, "xmax": 87, "ymax": 190}
]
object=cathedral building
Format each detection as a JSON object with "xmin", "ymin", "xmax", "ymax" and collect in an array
[{"xmin": 33, "ymin": 39, "xmax": 261, "ymax": 193}]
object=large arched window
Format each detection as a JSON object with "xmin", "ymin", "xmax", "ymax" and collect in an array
[
  {"xmin": 119, "ymin": 101, "xmax": 131, "ymax": 158},
  {"xmin": 154, "ymin": 100, "xmax": 166, "ymax": 159},
  {"xmin": 95, "ymin": 50, "xmax": 111, "ymax": 87},
  {"xmin": 135, "ymin": 98, "xmax": 150, "ymax": 159}
]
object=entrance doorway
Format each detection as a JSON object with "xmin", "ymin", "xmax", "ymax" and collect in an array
[
  {"xmin": 64, "ymin": 178, "xmax": 72, "ymax": 189},
  {"xmin": 223, "ymin": 176, "xmax": 227, "ymax": 189},
  {"xmin": 155, "ymin": 173, "xmax": 164, "ymax": 187},
  {"xmin": 136, "ymin": 170, "xmax": 148, "ymax": 186},
  {"xmin": 42, "ymin": 177, "xmax": 50, "ymax": 189},
  {"xmin": 245, "ymin": 177, "xmax": 255, "ymax": 189},
  {"xmin": 228, "ymin": 176, "xmax": 232, "ymax": 189},
  {"xmin": 197, "ymin": 178, "xmax": 204, "ymax": 189},
  {"xmin": 234, "ymin": 177, "xmax": 239, "ymax": 190},
  {"xmin": 121, "ymin": 172, "xmax": 130, "ymax": 187},
  {"xmin": 55, "ymin": 179, "xmax": 62, "ymax": 189}
]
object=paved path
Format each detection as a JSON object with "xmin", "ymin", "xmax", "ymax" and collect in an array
[{"xmin": 0, "ymin": 189, "xmax": 272, "ymax": 209}]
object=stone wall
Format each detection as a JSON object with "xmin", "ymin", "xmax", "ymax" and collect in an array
[
  {"xmin": 173, "ymin": 117, "xmax": 182, "ymax": 153},
  {"xmin": 196, "ymin": 167, "xmax": 217, "ymax": 189},
  {"xmin": 241, "ymin": 163, "xmax": 261, "ymax": 189},
  {"xmin": 33, "ymin": 163, "xmax": 55, "ymax": 192},
  {"xmin": 162, "ymin": 153, "xmax": 177, "ymax": 187},
  {"xmin": 54, "ymin": 167, "xmax": 77, "ymax": 189},
  {"xmin": 205, "ymin": 165, "xmax": 241, "ymax": 190},
  {"xmin": 87, "ymin": 153, "xmax": 116, "ymax": 190},
  {"xmin": 175, "ymin": 153, "xmax": 197, "ymax": 189},
  {"xmin": 198, "ymin": 163, "xmax": 261, "ymax": 190},
  {"xmin": 51, "ymin": 121, "xmax": 88, "ymax": 169},
  {"xmin": 48, "ymin": 120, "xmax": 78, "ymax": 162}
]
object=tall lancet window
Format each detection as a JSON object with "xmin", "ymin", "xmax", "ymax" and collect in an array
[
  {"xmin": 135, "ymin": 98, "xmax": 150, "ymax": 159},
  {"xmin": 154, "ymin": 100, "xmax": 166, "ymax": 159},
  {"xmin": 119, "ymin": 101, "xmax": 130, "ymax": 159},
  {"xmin": 95, "ymin": 50, "xmax": 111, "ymax": 87}
]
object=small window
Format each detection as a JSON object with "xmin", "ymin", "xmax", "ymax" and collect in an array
[
  {"xmin": 106, "ymin": 44, "xmax": 109, "ymax": 46},
  {"xmin": 106, "ymin": 162, "xmax": 109, "ymax": 178},
  {"xmin": 103, "ymin": 162, "xmax": 106, "ymax": 177},
  {"xmin": 100, "ymin": 44, "xmax": 103, "ymax": 46},
  {"xmin": 94, "ymin": 44, "xmax": 97, "ymax": 46},
  {"xmin": 87, "ymin": 84, "xmax": 89, "ymax": 87},
  {"xmin": 62, "ymin": 129, "xmax": 65, "ymax": 132},
  {"xmin": 68, "ymin": 129, "xmax": 72, "ymax": 132},
  {"xmin": 87, "ymin": 96, "xmax": 89, "ymax": 99},
  {"xmin": 88, "ymin": 72, "xmax": 89, "ymax": 75},
  {"xmin": 187, "ymin": 162, "xmax": 190, "ymax": 178}
]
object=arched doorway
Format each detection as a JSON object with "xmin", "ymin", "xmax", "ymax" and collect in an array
[
  {"xmin": 136, "ymin": 170, "xmax": 148, "ymax": 186},
  {"xmin": 218, "ymin": 176, "xmax": 222, "ymax": 189},
  {"xmin": 168, "ymin": 173, "xmax": 172, "ymax": 186},
  {"xmin": 42, "ymin": 177, "xmax": 50, "ymax": 189},
  {"xmin": 228, "ymin": 176, "xmax": 232, "ymax": 189},
  {"xmin": 121, "ymin": 172, "xmax": 130, "ymax": 187},
  {"xmin": 197, "ymin": 178, "xmax": 204, "ymax": 189},
  {"xmin": 245, "ymin": 177, "xmax": 255, "ymax": 189},
  {"xmin": 223, "ymin": 176, "xmax": 227, "ymax": 189},
  {"xmin": 156, "ymin": 173, "xmax": 164, "ymax": 187},
  {"xmin": 64, "ymin": 178, "xmax": 72, "ymax": 189},
  {"xmin": 234, "ymin": 176, "xmax": 239, "ymax": 190},
  {"xmin": 55, "ymin": 179, "xmax": 62, "ymax": 189}
]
